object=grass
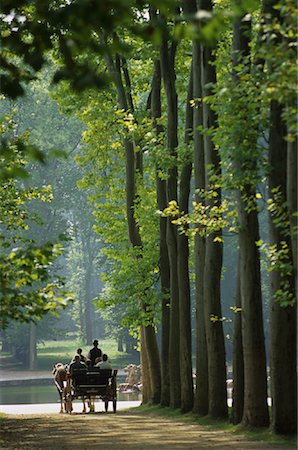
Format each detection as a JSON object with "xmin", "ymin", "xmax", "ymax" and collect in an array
[
  {"xmin": 132, "ymin": 404, "xmax": 296, "ymax": 448},
  {"xmin": 36, "ymin": 339, "xmax": 140, "ymax": 370}
]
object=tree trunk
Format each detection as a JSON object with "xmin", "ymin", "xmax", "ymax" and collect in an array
[
  {"xmin": 200, "ymin": 0, "xmax": 227, "ymax": 419},
  {"xmin": 103, "ymin": 41, "xmax": 161, "ymax": 403},
  {"xmin": 232, "ymin": 255, "xmax": 244, "ymax": 424},
  {"xmin": 178, "ymin": 65, "xmax": 194, "ymax": 413},
  {"xmin": 145, "ymin": 324, "xmax": 161, "ymax": 403},
  {"xmin": 83, "ymin": 230, "xmax": 94, "ymax": 345},
  {"xmin": 29, "ymin": 321, "xmax": 37, "ymax": 370},
  {"xmin": 118, "ymin": 336, "xmax": 123, "ymax": 352},
  {"xmin": 181, "ymin": 0, "xmax": 210, "ymax": 416},
  {"xmin": 157, "ymin": 169, "xmax": 171, "ymax": 406},
  {"xmin": 237, "ymin": 188, "xmax": 269, "ymax": 427},
  {"xmin": 181, "ymin": 1, "xmax": 209, "ymax": 414},
  {"xmin": 160, "ymin": 21, "xmax": 181, "ymax": 409},
  {"xmin": 268, "ymin": 100, "xmax": 297, "ymax": 434},
  {"xmin": 140, "ymin": 326, "xmax": 151, "ymax": 403},
  {"xmin": 231, "ymin": 11, "xmax": 269, "ymax": 428},
  {"xmin": 287, "ymin": 138, "xmax": 297, "ymax": 296},
  {"xmin": 151, "ymin": 55, "xmax": 171, "ymax": 407},
  {"xmin": 192, "ymin": 36, "xmax": 208, "ymax": 418}
]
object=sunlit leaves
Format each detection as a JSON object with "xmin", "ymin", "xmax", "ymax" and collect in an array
[
  {"xmin": 161, "ymin": 191, "xmax": 237, "ymax": 240},
  {"xmin": 0, "ymin": 240, "xmax": 74, "ymax": 328}
]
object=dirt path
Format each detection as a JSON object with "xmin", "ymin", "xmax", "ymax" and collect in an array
[{"xmin": 0, "ymin": 410, "xmax": 294, "ymax": 450}]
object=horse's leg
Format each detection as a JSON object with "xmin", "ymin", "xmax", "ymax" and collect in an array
[
  {"xmin": 82, "ymin": 395, "xmax": 86, "ymax": 413},
  {"xmin": 88, "ymin": 396, "xmax": 94, "ymax": 412},
  {"xmin": 59, "ymin": 391, "xmax": 64, "ymax": 413},
  {"xmin": 87, "ymin": 396, "xmax": 91, "ymax": 412},
  {"xmin": 64, "ymin": 380, "xmax": 73, "ymax": 414}
]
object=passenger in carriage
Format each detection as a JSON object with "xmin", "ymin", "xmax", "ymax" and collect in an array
[
  {"xmin": 85, "ymin": 358, "xmax": 92, "ymax": 367},
  {"xmin": 70, "ymin": 348, "xmax": 87, "ymax": 363},
  {"xmin": 87, "ymin": 339, "xmax": 102, "ymax": 366},
  {"xmin": 95, "ymin": 353, "xmax": 112, "ymax": 370},
  {"xmin": 68, "ymin": 354, "xmax": 87, "ymax": 375}
]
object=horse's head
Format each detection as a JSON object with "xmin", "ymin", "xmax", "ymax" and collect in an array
[{"xmin": 52, "ymin": 362, "xmax": 65, "ymax": 375}]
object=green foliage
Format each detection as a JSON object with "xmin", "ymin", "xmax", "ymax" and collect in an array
[
  {"xmin": 0, "ymin": 0, "xmax": 136, "ymax": 98},
  {"xmin": 162, "ymin": 190, "xmax": 237, "ymax": 241},
  {"xmin": 54, "ymin": 46, "xmax": 164, "ymax": 332},
  {"xmin": 257, "ymin": 187, "xmax": 296, "ymax": 307},
  {"xmin": 0, "ymin": 115, "xmax": 74, "ymax": 328},
  {"xmin": 257, "ymin": 0, "xmax": 297, "ymax": 136}
]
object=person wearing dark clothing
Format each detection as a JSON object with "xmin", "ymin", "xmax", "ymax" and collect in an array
[
  {"xmin": 68, "ymin": 355, "xmax": 87, "ymax": 375},
  {"xmin": 87, "ymin": 339, "xmax": 102, "ymax": 366}
]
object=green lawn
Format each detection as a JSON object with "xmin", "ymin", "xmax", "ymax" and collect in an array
[{"xmin": 36, "ymin": 339, "xmax": 140, "ymax": 371}]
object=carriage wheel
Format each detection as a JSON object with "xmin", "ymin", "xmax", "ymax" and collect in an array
[
  {"xmin": 113, "ymin": 399, "xmax": 117, "ymax": 413},
  {"xmin": 104, "ymin": 401, "xmax": 109, "ymax": 412}
]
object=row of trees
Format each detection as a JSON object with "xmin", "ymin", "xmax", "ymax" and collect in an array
[
  {"xmin": 1, "ymin": 0, "xmax": 296, "ymax": 435},
  {"xmin": 0, "ymin": 78, "xmax": 134, "ymax": 363}
]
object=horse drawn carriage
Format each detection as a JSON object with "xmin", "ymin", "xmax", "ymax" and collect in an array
[
  {"xmin": 53, "ymin": 364, "xmax": 118, "ymax": 414},
  {"xmin": 71, "ymin": 367, "xmax": 118, "ymax": 413}
]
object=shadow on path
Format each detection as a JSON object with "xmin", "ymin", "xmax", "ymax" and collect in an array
[{"xmin": 0, "ymin": 410, "xmax": 294, "ymax": 450}]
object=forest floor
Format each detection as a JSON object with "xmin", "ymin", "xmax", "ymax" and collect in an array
[{"xmin": 0, "ymin": 409, "xmax": 296, "ymax": 450}]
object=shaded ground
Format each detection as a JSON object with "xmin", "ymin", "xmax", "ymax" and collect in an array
[{"xmin": 0, "ymin": 409, "xmax": 295, "ymax": 450}]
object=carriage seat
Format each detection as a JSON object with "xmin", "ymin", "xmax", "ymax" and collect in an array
[{"xmin": 72, "ymin": 368, "xmax": 112, "ymax": 388}]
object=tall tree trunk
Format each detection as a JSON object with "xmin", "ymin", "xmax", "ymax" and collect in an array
[
  {"xmin": 118, "ymin": 336, "xmax": 123, "ymax": 352},
  {"xmin": 200, "ymin": 0, "xmax": 227, "ymax": 419},
  {"xmin": 178, "ymin": 66, "xmax": 194, "ymax": 413},
  {"xmin": 103, "ymin": 41, "xmax": 161, "ymax": 403},
  {"xmin": 145, "ymin": 324, "xmax": 161, "ymax": 403},
  {"xmin": 268, "ymin": 100, "xmax": 297, "ymax": 434},
  {"xmin": 180, "ymin": 4, "xmax": 210, "ymax": 415},
  {"xmin": 192, "ymin": 33, "xmax": 208, "ymax": 419},
  {"xmin": 151, "ymin": 55, "xmax": 171, "ymax": 407},
  {"xmin": 83, "ymin": 229, "xmax": 94, "ymax": 345},
  {"xmin": 232, "ymin": 255, "xmax": 244, "ymax": 424},
  {"xmin": 140, "ymin": 326, "xmax": 151, "ymax": 403},
  {"xmin": 237, "ymin": 188, "xmax": 269, "ymax": 427},
  {"xmin": 157, "ymin": 173, "xmax": 171, "ymax": 406},
  {"xmin": 160, "ymin": 19, "xmax": 181, "ymax": 409},
  {"xmin": 29, "ymin": 321, "xmax": 37, "ymax": 370},
  {"xmin": 232, "ymin": 12, "xmax": 269, "ymax": 428},
  {"xmin": 287, "ymin": 137, "xmax": 297, "ymax": 296}
]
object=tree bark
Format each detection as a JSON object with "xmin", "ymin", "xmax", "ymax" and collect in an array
[
  {"xmin": 232, "ymin": 255, "xmax": 244, "ymax": 424},
  {"xmin": 232, "ymin": 12, "xmax": 269, "ymax": 428},
  {"xmin": 287, "ymin": 138, "xmax": 297, "ymax": 296},
  {"xmin": 186, "ymin": 0, "xmax": 209, "ymax": 413},
  {"xmin": 200, "ymin": 0, "xmax": 227, "ymax": 419},
  {"xmin": 192, "ymin": 36, "xmax": 208, "ymax": 418},
  {"xmin": 178, "ymin": 65, "xmax": 194, "ymax": 413},
  {"xmin": 237, "ymin": 187, "xmax": 269, "ymax": 427},
  {"xmin": 159, "ymin": 17, "xmax": 181, "ymax": 409},
  {"xmin": 151, "ymin": 55, "xmax": 171, "ymax": 407},
  {"xmin": 83, "ymin": 227, "xmax": 94, "ymax": 345},
  {"xmin": 140, "ymin": 326, "xmax": 151, "ymax": 403},
  {"xmin": 268, "ymin": 100, "xmax": 297, "ymax": 434},
  {"xmin": 29, "ymin": 321, "xmax": 37, "ymax": 370},
  {"xmin": 118, "ymin": 336, "xmax": 123, "ymax": 352}
]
